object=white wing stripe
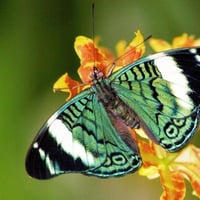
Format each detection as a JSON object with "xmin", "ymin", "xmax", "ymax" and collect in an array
[
  {"xmin": 48, "ymin": 119, "xmax": 95, "ymax": 166},
  {"xmin": 154, "ymin": 56, "xmax": 193, "ymax": 110}
]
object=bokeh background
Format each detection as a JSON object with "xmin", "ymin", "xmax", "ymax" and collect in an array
[{"xmin": 1, "ymin": 0, "xmax": 200, "ymax": 199}]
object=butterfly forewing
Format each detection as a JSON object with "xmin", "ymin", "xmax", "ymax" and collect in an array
[{"xmin": 111, "ymin": 47, "xmax": 200, "ymax": 152}]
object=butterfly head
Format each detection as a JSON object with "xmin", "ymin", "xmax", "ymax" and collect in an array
[{"xmin": 90, "ymin": 66, "xmax": 105, "ymax": 83}]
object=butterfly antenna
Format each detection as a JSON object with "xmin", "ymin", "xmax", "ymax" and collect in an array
[{"xmin": 91, "ymin": 3, "xmax": 96, "ymax": 69}]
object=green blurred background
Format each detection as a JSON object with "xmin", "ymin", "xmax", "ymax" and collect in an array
[{"xmin": 0, "ymin": 0, "xmax": 200, "ymax": 199}]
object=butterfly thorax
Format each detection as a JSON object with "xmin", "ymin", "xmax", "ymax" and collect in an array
[{"xmin": 91, "ymin": 67, "xmax": 140, "ymax": 129}]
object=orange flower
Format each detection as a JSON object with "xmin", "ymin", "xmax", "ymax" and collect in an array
[
  {"xmin": 138, "ymin": 139, "xmax": 200, "ymax": 200},
  {"xmin": 149, "ymin": 33, "xmax": 200, "ymax": 52},
  {"xmin": 53, "ymin": 30, "xmax": 145, "ymax": 100},
  {"xmin": 53, "ymin": 30, "xmax": 200, "ymax": 199}
]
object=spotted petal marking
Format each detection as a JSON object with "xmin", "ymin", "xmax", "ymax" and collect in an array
[{"xmin": 26, "ymin": 47, "xmax": 200, "ymax": 179}]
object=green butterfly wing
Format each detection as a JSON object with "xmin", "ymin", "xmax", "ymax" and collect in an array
[
  {"xmin": 26, "ymin": 90, "xmax": 141, "ymax": 179},
  {"xmin": 111, "ymin": 48, "xmax": 200, "ymax": 152}
]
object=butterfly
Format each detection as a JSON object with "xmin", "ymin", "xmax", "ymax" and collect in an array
[{"xmin": 26, "ymin": 47, "xmax": 200, "ymax": 180}]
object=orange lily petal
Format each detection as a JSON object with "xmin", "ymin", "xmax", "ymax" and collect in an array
[
  {"xmin": 160, "ymin": 171, "xmax": 185, "ymax": 200},
  {"xmin": 94, "ymin": 36, "xmax": 115, "ymax": 63},
  {"xmin": 53, "ymin": 73, "xmax": 84, "ymax": 101},
  {"xmin": 139, "ymin": 141, "xmax": 186, "ymax": 200},
  {"xmin": 138, "ymin": 140, "xmax": 158, "ymax": 168},
  {"xmin": 54, "ymin": 31, "xmax": 145, "ymax": 99},
  {"xmin": 172, "ymin": 144, "xmax": 200, "ymax": 198},
  {"xmin": 149, "ymin": 33, "xmax": 200, "ymax": 52},
  {"xmin": 74, "ymin": 36, "xmax": 113, "ymax": 82},
  {"xmin": 115, "ymin": 30, "xmax": 145, "ymax": 69},
  {"xmin": 149, "ymin": 38, "xmax": 172, "ymax": 52},
  {"xmin": 172, "ymin": 33, "xmax": 200, "ymax": 48},
  {"xmin": 139, "ymin": 138, "xmax": 200, "ymax": 199},
  {"xmin": 116, "ymin": 40, "xmax": 127, "ymax": 56}
]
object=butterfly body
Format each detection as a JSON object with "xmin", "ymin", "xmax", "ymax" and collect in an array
[
  {"xmin": 26, "ymin": 47, "xmax": 200, "ymax": 180},
  {"xmin": 91, "ymin": 67, "xmax": 140, "ymax": 129}
]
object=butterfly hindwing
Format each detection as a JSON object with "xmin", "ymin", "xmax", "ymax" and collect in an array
[
  {"xmin": 111, "ymin": 47, "xmax": 200, "ymax": 152},
  {"xmin": 26, "ymin": 90, "xmax": 141, "ymax": 179}
]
